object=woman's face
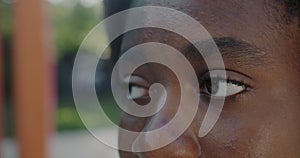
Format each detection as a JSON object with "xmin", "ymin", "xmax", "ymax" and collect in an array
[{"xmin": 117, "ymin": 0, "xmax": 300, "ymax": 157}]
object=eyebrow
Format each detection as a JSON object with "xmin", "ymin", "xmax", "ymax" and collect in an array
[{"xmin": 187, "ymin": 37, "xmax": 269, "ymax": 66}]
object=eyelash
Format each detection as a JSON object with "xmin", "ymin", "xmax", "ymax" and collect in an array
[{"xmin": 200, "ymin": 75, "xmax": 247, "ymax": 87}]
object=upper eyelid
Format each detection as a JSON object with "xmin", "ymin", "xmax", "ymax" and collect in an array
[
  {"xmin": 198, "ymin": 69, "xmax": 255, "ymax": 88},
  {"xmin": 199, "ymin": 68, "xmax": 254, "ymax": 80},
  {"xmin": 122, "ymin": 76, "xmax": 130, "ymax": 83},
  {"xmin": 123, "ymin": 75, "xmax": 150, "ymax": 88}
]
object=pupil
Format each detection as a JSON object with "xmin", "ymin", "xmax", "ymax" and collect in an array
[
  {"xmin": 207, "ymin": 79, "xmax": 219, "ymax": 95},
  {"xmin": 128, "ymin": 84, "xmax": 133, "ymax": 94}
]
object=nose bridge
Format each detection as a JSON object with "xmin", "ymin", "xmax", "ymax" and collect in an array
[
  {"xmin": 135, "ymin": 130, "xmax": 202, "ymax": 158},
  {"xmin": 144, "ymin": 88, "xmax": 181, "ymax": 131},
  {"xmin": 142, "ymin": 84, "xmax": 204, "ymax": 132},
  {"xmin": 134, "ymin": 94, "xmax": 202, "ymax": 157}
]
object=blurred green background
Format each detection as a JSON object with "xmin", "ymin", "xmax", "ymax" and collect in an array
[{"xmin": 1, "ymin": 0, "xmax": 120, "ymax": 136}]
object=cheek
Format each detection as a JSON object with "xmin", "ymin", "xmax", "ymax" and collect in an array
[
  {"xmin": 255, "ymin": 93, "xmax": 300, "ymax": 157},
  {"xmin": 198, "ymin": 113, "xmax": 260, "ymax": 157},
  {"xmin": 118, "ymin": 114, "xmax": 148, "ymax": 157},
  {"xmin": 199, "ymin": 89, "xmax": 300, "ymax": 157},
  {"xmin": 119, "ymin": 113, "xmax": 148, "ymax": 132}
]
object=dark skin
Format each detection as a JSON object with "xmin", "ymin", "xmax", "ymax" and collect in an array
[{"xmin": 114, "ymin": 0, "xmax": 300, "ymax": 157}]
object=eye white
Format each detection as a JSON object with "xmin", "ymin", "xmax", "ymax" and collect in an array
[
  {"xmin": 128, "ymin": 86, "xmax": 148, "ymax": 99},
  {"xmin": 123, "ymin": 76, "xmax": 149, "ymax": 99},
  {"xmin": 211, "ymin": 80, "xmax": 245, "ymax": 97}
]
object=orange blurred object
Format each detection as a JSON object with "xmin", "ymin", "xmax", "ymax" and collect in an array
[{"xmin": 12, "ymin": 0, "xmax": 56, "ymax": 158}]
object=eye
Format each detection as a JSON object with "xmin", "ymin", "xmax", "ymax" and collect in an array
[
  {"xmin": 200, "ymin": 70, "xmax": 252, "ymax": 97},
  {"xmin": 128, "ymin": 84, "xmax": 149, "ymax": 99},
  {"xmin": 123, "ymin": 75, "xmax": 150, "ymax": 99}
]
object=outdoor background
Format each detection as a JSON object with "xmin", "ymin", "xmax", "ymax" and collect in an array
[{"xmin": 1, "ymin": 0, "xmax": 120, "ymax": 157}]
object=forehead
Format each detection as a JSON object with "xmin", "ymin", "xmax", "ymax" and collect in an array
[{"xmin": 122, "ymin": 0, "xmax": 299, "ymax": 55}]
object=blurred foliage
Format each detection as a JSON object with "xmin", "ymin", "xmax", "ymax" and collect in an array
[
  {"xmin": 1, "ymin": 2, "xmax": 12, "ymax": 44},
  {"xmin": 1, "ymin": 0, "xmax": 111, "ymax": 136},
  {"xmin": 1, "ymin": 2, "xmax": 14, "ymax": 137},
  {"xmin": 57, "ymin": 99, "xmax": 121, "ymax": 132},
  {"xmin": 1, "ymin": 0, "xmax": 104, "ymax": 58},
  {"xmin": 50, "ymin": 2, "xmax": 104, "ymax": 58},
  {"xmin": 56, "ymin": 103, "xmax": 86, "ymax": 131}
]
